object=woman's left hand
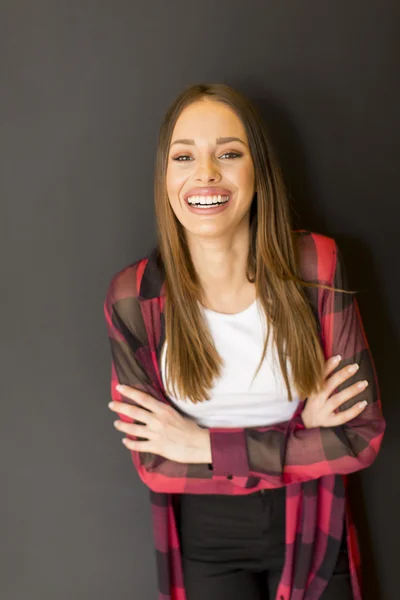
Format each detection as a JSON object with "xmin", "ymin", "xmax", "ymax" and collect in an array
[{"xmin": 108, "ymin": 384, "xmax": 212, "ymax": 464}]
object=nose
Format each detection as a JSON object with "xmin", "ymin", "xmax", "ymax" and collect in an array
[{"xmin": 195, "ymin": 156, "xmax": 221, "ymax": 183}]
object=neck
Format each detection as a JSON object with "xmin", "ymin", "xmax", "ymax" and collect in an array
[{"xmin": 185, "ymin": 223, "xmax": 255, "ymax": 309}]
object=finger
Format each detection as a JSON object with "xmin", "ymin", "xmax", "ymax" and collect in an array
[
  {"xmin": 115, "ymin": 421, "xmax": 158, "ymax": 440},
  {"xmin": 325, "ymin": 362, "xmax": 360, "ymax": 397},
  {"xmin": 323, "ymin": 355, "xmax": 342, "ymax": 379},
  {"xmin": 327, "ymin": 380, "xmax": 369, "ymax": 412},
  {"xmin": 116, "ymin": 385, "xmax": 165, "ymax": 414},
  {"xmin": 328, "ymin": 400, "xmax": 368, "ymax": 426},
  {"xmin": 122, "ymin": 438, "xmax": 155, "ymax": 452},
  {"xmin": 110, "ymin": 402, "xmax": 158, "ymax": 427}
]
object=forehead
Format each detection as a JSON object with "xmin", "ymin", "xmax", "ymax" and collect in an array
[{"xmin": 171, "ymin": 99, "xmax": 247, "ymax": 141}]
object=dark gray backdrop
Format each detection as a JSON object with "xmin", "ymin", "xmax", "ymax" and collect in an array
[{"xmin": 1, "ymin": 2, "xmax": 398, "ymax": 599}]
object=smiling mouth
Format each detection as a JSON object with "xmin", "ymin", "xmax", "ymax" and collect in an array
[{"xmin": 185, "ymin": 194, "xmax": 231, "ymax": 207}]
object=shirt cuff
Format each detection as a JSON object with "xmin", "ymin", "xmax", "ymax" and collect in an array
[{"xmin": 208, "ymin": 428, "xmax": 250, "ymax": 477}]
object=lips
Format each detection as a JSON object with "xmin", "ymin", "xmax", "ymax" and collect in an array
[{"xmin": 183, "ymin": 187, "xmax": 232, "ymax": 202}]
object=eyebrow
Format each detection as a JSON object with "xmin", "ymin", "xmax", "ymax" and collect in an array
[{"xmin": 170, "ymin": 136, "xmax": 247, "ymax": 147}]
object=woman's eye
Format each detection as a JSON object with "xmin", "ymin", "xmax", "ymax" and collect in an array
[
  {"xmin": 172, "ymin": 151, "xmax": 242, "ymax": 162},
  {"xmin": 173, "ymin": 155, "xmax": 193, "ymax": 162},
  {"xmin": 220, "ymin": 151, "xmax": 242, "ymax": 159}
]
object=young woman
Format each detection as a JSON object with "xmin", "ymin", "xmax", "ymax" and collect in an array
[{"xmin": 104, "ymin": 83, "xmax": 385, "ymax": 600}]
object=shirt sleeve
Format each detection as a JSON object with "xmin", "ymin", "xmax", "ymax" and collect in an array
[
  {"xmin": 103, "ymin": 268, "xmax": 215, "ymax": 492},
  {"xmin": 208, "ymin": 239, "xmax": 386, "ymax": 483}
]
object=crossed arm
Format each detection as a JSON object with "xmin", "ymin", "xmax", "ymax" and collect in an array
[{"xmin": 103, "ymin": 241, "xmax": 386, "ymax": 493}]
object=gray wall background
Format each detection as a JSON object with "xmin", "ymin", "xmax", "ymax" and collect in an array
[{"xmin": 1, "ymin": 2, "xmax": 398, "ymax": 599}]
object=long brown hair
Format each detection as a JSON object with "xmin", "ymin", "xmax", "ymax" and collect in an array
[{"xmin": 154, "ymin": 83, "xmax": 353, "ymax": 404}]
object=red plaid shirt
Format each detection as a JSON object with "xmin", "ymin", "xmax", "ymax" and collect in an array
[{"xmin": 103, "ymin": 230, "xmax": 385, "ymax": 600}]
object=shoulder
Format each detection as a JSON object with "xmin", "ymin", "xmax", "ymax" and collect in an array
[
  {"xmin": 104, "ymin": 253, "xmax": 151, "ymax": 340},
  {"xmin": 105, "ymin": 252, "xmax": 151, "ymax": 305},
  {"xmin": 107, "ymin": 249, "xmax": 154, "ymax": 302},
  {"xmin": 293, "ymin": 229, "xmax": 337, "ymax": 284}
]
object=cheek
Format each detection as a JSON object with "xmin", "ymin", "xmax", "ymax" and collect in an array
[
  {"xmin": 166, "ymin": 172, "xmax": 184, "ymax": 215},
  {"xmin": 165, "ymin": 167, "xmax": 174, "ymax": 194},
  {"xmin": 227, "ymin": 159, "xmax": 254, "ymax": 188},
  {"xmin": 166, "ymin": 165, "xmax": 187, "ymax": 197},
  {"xmin": 241, "ymin": 160, "xmax": 255, "ymax": 184}
]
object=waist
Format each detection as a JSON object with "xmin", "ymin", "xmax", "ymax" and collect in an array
[{"xmin": 179, "ymin": 485, "xmax": 286, "ymax": 504}]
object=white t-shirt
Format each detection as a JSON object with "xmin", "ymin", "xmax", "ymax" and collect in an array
[{"xmin": 160, "ymin": 298, "xmax": 300, "ymax": 428}]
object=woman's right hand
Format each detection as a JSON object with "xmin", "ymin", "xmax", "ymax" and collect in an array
[{"xmin": 301, "ymin": 355, "xmax": 369, "ymax": 429}]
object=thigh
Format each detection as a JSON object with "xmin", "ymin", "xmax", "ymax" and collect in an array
[{"xmin": 182, "ymin": 555, "xmax": 262, "ymax": 600}]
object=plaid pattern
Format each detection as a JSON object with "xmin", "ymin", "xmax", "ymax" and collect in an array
[{"xmin": 103, "ymin": 230, "xmax": 385, "ymax": 600}]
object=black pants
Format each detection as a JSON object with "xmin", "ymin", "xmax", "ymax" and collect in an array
[{"xmin": 177, "ymin": 487, "xmax": 352, "ymax": 600}]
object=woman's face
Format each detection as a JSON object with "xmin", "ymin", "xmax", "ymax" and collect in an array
[{"xmin": 166, "ymin": 99, "xmax": 255, "ymax": 243}]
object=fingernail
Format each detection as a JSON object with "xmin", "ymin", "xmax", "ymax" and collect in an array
[
  {"xmin": 357, "ymin": 380, "xmax": 368, "ymax": 388},
  {"xmin": 333, "ymin": 355, "xmax": 341, "ymax": 363},
  {"xmin": 348, "ymin": 364, "xmax": 359, "ymax": 373},
  {"xmin": 116, "ymin": 385, "xmax": 124, "ymax": 391},
  {"xmin": 359, "ymin": 400, "xmax": 368, "ymax": 408}
]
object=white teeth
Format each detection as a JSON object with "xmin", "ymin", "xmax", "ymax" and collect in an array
[{"xmin": 187, "ymin": 194, "xmax": 230, "ymax": 206}]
